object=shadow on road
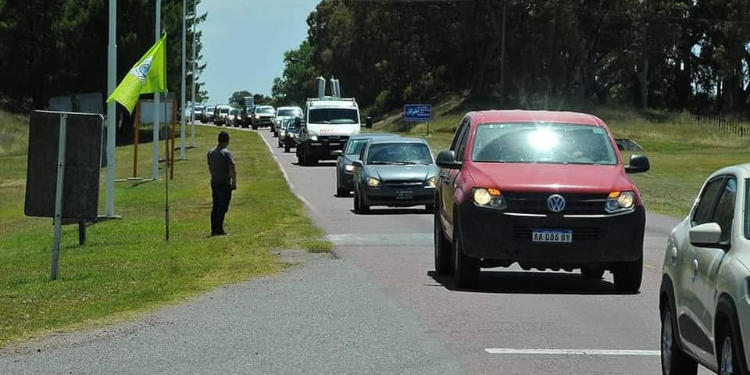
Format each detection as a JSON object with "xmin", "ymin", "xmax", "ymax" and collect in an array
[
  {"xmin": 292, "ymin": 162, "xmax": 337, "ymax": 167},
  {"xmin": 350, "ymin": 208, "xmax": 432, "ymax": 215},
  {"xmin": 427, "ymin": 270, "xmax": 633, "ymax": 295}
]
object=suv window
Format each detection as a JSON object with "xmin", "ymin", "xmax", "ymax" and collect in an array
[
  {"xmin": 450, "ymin": 118, "xmax": 470, "ymax": 151},
  {"xmin": 692, "ymin": 178, "xmax": 725, "ymax": 226},
  {"xmin": 713, "ymin": 178, "xmax": 736, "ymax": 242}
]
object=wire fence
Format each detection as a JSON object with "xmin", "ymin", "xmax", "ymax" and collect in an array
[{"xmin": 694, "ymin": 115, "xmax": 750, "ymax": 138}]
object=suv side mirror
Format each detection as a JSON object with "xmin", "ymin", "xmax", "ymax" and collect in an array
[
  {"xmin": 436, "ymin": 150, "xmax": 462, "ymax": 169},
  {"xmin": 331, "ymin": 150, "xmax": 343, "ymax": 157},
  {"xmin": 689, "ymin": 222, "xmax": 728, "ymax": 250},
  {"xmin": 352, "ymin": 160, "xmax": 363, "ymax": 168},
  {"xmin": 625, "ymin": 155, "xmax": 650, "ymax": 174},
  {"xmin": 365, "ymin": 116, "xmax": 373, "ymax": 129}
]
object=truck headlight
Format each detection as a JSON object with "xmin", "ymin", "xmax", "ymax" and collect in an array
[
  {"xmin": 345, "ymin": 164, "xmax": 355, "ymax": 172},
  {"xmin": 310, "ymin": 135, "xmax": 318, "ymax": 141},
  {"xmin": 472, "ymin": 188, "xmax": 506, "ymax": 210},
  {"xmin": 427, "ymin": 176, "xmax": 438, "ymax": 187},
  {"xmin": 605, "ymin": 191, "xmax": 635, "ymax": 213},
  {"xmin": 367, "ymin": 177, "xmax": 380, "ymax": 187}
]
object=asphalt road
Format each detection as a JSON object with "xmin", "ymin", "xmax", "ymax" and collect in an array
[{"xmin": 0, "ymin": 125, "xmax": 712, "ymax": 374}]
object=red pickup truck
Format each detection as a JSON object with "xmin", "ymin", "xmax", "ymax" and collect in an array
[{"xmin": 434, "ymin": 110, "xmax": 650, "ymax": 292}]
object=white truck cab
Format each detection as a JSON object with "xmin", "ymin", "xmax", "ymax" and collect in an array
[{"xmin": 296, "ymin": 97, "xmax": 361, "ymax": 165}]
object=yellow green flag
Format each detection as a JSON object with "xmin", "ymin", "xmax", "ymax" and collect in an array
[{"xmin": 107, "ymin": 35, "xmax": 168, "ymax": 113}]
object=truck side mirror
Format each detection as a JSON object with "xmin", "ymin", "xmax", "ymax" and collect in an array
[{"xmin": 365, "ymin": 116, "xmax": 373, "ymax": 129}]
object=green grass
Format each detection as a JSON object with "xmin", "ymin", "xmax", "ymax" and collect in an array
[
  {"xmin": 374, "ymin": 102, "xmax": 750, "ymax": 218},
  {"xmin": 0, "ymin": 115, "xmax": 329, "ymax": 346}
]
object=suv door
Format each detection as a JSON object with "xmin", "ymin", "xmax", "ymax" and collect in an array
[
  {"xmin": 679, "ymin": 176, "xmax": 728, "ymax": 362},
  {"xmin": 440, "ymin": 117, "xmax": 471, "ymax": 238}
]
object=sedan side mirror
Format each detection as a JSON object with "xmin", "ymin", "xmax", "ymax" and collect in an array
[
  {"xmin": 365, "ymin": 116, "xmax": 373, "ymax": 129},
  {"xmin": 689, "ymin": 222, "xmax": 727, "ymax": 250},
  {"xmin": 435, "ymin": 150, "xmax": 462, "ymax": 169},
  {"xmin": 352, "ymin": 160, "xmax": 363, "ymax": 168},
  {"xmin": 625, "ymin": 155, "xmax": 650, "ymax": 174}
]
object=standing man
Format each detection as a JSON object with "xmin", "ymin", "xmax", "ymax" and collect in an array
[{"xmin": 207, "ymin": 131, "xmax": 236, "ymax": 236}]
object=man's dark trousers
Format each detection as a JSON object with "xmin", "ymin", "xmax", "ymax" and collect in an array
[{"xmin": 211, "ymin": 183, "xmax": 232, "ymax": 235}]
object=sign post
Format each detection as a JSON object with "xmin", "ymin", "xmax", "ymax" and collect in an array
[
  {"xmin": 403, "ymin": 104, "xmax": 432, "ymax": 136},
  {"xmin": 50, "ymin": 114, "xmax": 68, "ymax": 281}
]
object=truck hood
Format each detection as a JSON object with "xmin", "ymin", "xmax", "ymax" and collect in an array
[
  {"xmin": 466, "ymin": 162, "xmax": 637, "ymax": 195},
  {"xmin": 368, "ymin": 164, "xmax": 438, "ymax": 182}
]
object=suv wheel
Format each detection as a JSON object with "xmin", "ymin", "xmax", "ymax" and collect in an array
[
  {"xmin": 660, "ymin": 303, "xmax": 697, "ymax": 375},
  {"xmin": 613, "ymin": 256, "xmax": 642, "ymax": 293},
  {"xmin": 434, "ymin": 210, "xmax": 453, "ymax": 275},
  {"xmin": 453, "ymin": 220, "xmax": 479, "ymax": 289},
  {"xmin": 353, "ymin": 188, "xmax": 369, "ymax": 214}
]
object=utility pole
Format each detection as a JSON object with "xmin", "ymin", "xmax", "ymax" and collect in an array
[
  {"xmin": 105, "ymin": 0, "xmax": 117, "ymax": 216},
  {"xmin": 180, "ymin": 0, "xmax": 187, "ymax": 160},
  {"xmin": 152, "ymin": 0, "xmax": 161, "ymax": 180},
  {"xmin": 499, "ymin": 0, "xmax": 507, "ymax": 104},
  {"xmin": 190, "ymin": 0, "xmax": 198, "ymax": 147}
]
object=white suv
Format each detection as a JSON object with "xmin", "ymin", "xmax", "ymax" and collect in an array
[{"xmin": 660, "ymin": 164, "xmax": 750, "ymax": 375}]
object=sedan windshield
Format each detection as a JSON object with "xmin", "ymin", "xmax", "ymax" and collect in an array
[
  {"xmin": 471, "ymin": 123, "xmax": 617, "ymax": 165},
  {"xmin": 367, "ymin": 143, "xmax": 433, "ymax": 165},
  {"xmin": 308, "ymin": 108, "xmax": 358, "ymax": 124},
  {"xmin": 277, "ymin": 109, "xmax": 301, "ymax": 117}
]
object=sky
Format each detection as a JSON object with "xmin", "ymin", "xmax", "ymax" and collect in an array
[{"xmin": 198, "ymin": 0, "xmax": 321, "ymax": 105}]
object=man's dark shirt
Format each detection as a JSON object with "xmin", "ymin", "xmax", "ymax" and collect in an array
[{"xmin": 207, "ymin": 146, "xmax": 235, "ymax": 185}]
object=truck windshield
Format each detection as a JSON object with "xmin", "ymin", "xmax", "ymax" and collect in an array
[
  {"xmin": 471, "ymin": 123, "xmax": 617, "ymax": 165},
  {"xmin": 257, "ymin": 107, "xmax": 274, "ymax": 114},
  {"xmin": 367, "ymin": 143, "xmax": 433, "ymax": 165},
  {"xmin": 277, "ymin": 109, "xmax": 301, "ymax": 117},
  {"xmin": 308, "ymin": 108, "xmax": 358, "ymax": 124},
  {"xmin": 220, "ymin": 108, "xmax": 229, "ymax": 114}
]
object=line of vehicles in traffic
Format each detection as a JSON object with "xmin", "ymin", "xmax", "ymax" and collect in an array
[
  {"xmin": 200, "ymin": 79, "xmax": 749, "ymax": 375},
  {"xmin": 283, "ymin": 103, "xmax": 749, "ymax": 375}
]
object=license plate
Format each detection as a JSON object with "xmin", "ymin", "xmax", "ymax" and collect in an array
[
  {"xmin": 395, "ymin": 190, "xmax": 414, "ymax": 199},
  {"xmin": 532, "ymin": 229, "xmax": 572, "ymax": 243}
]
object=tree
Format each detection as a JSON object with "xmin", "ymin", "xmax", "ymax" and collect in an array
[{"xmin": 228, "ymin": 90, "xmax": 252, "ymax": 107}]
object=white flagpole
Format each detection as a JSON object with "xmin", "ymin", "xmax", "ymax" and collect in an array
[
  {"xmin": 190, "ymin": 0, "xmax": 197, "ymax": 147},
  {"xmin": 152, "ymin": 0, "xmax": 161, "ymax": 180},
  {"xmin": 180, "ymin": 0, "xmax": 186, "ymax": 160},
  {"xmin": 105, "ymin": 0, "xmax": 117, "ymax": 216}
]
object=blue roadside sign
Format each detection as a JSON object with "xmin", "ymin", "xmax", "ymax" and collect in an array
[{"xmin": 403, "ymin": 104, "xmax": 432, "ymax": 122}]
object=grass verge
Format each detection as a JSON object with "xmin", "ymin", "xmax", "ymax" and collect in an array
[
  {"xmin": 0, "ymin": 116, "xmax": 329, "ymax": 347},
  {"xmin": 374, "ymin": 102, "xmax": 750, "ymax": 218}
]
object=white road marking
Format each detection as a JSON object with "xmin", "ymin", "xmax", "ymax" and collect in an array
[{"xmin": 484, "ymin": 348, "xmax": 660, "ymax": 356}]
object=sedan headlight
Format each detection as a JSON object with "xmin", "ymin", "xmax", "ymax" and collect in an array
[
  {"xmin": 345, "ymin": 164, "xmax": 355, "ymax": 172},
  {"xmin": 426, "ymin": 176, "xmax": 438, "ymax": 187},
  {"xmin": 367, "ymin": 177, "xmax": 380, "ymax": 187},
  {"xmin": 605, "ymin": 191, "xmax": 636, "ymax": 213},
  {"xmin": 472, "ymin": 188, "xmax": 506, "ymax": 210}
]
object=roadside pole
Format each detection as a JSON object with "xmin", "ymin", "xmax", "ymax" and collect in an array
[
  {"xmin": 152, "ymin": 0, "xmax": 161, "ymax": 180},
  {"xmin": 105, "ymin": 0, "xmax": 117, "ymax": 216},
  {"xmin": 190, "ymin": 0, "xmax": 197, "ymax": 148},
  {"xmin": 51, "ymin": 115, "xmax": 68, "ymax": 281},
  {"xmin": 180, "ymin": 0, "xmax": 186, "ymax": 160}
]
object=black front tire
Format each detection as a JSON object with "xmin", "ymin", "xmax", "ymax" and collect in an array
[
  {"xmin": 434, "ymin": 210, "xmax": 453, "ymax": 275},
  {"xmin": 660, "ymin": 304, "xmax": 698, "ymax": 375},
  {"xmin": 453, "ymin": 221, "xmax": 479, "ymax": 289},
  {"xmin": 284, "ymin": 144, "xmax": 290, "ymax": 153},
  {"xmin": 613, "ymin": 256, "xmax": 643, "ymax": 293}
]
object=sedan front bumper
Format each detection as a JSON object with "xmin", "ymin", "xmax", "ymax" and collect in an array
[{"xmin": 361, "ymin": 184, "xmax": 435, "ymax": 207}]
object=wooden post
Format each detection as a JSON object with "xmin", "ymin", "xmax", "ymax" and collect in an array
[
  {"xmin": 133, "ymin": 102, "xmax": 140, "ymax": 178},
  {"xmin": 170, "ymin": 102, "xmax": 177, "ymax": 179}
]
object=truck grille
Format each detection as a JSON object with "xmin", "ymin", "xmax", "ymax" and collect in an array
[
  {"xmin": 319, "ymin": 135, "xmax": 350, "ymax": 143},
  {"xmin": 503, "ymin": 192, "xmax": 608, "ymax": 215}
]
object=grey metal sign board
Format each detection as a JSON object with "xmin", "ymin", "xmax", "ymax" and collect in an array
[
  {"xmin": 25, "ymin": 111, "xmax": 103, "ymax": 220},
  {"xmin": 139, "ymin": 99, "xmax": 176, "ymax": 124}
]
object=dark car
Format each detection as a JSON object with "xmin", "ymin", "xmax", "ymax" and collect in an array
[
  {"xmin": 352, "ymin": 137, "xmax": 438, "ymax": 213},
  {"xmin": 280, "ymin": 118, "xmax": 300, "ymax": 153},
  {"xmin": 333, "ymin": 133, "xmax": 399, "ymax": 197},
  {"xmin": 434, "ymin": 110, "xmax": 650, "ymax": 290}
]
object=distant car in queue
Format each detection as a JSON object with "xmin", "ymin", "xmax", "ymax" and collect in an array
[
  {"xmin": 203, "ymin": 106, "xmax": 215, "ymax": 123},
  {"xmin": 333, "ymin": 133, "xmax": 400, "ymax": 197},
  {"xmin": 251, "ymin": 105, "xmax": 275, "ymax": 130},
  {"xmin": 280, "ymin": 118, "xmax": 300, "ymax": 153},
  {"xmin": 273, "ymin": 106, "xmax": 303, "ymax": 137},
  {"xmin": 227, "ymin": 108, "xmax": 241, "ymax": 127},
  {"xmin": 352, "ymin": 137, "xmax": 438, "ymax": 213}
]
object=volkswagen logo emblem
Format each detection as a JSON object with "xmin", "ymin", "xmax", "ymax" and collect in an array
[{"xmin": 547, "ymin": 194, "xmax": 566, "ymax": 213}]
